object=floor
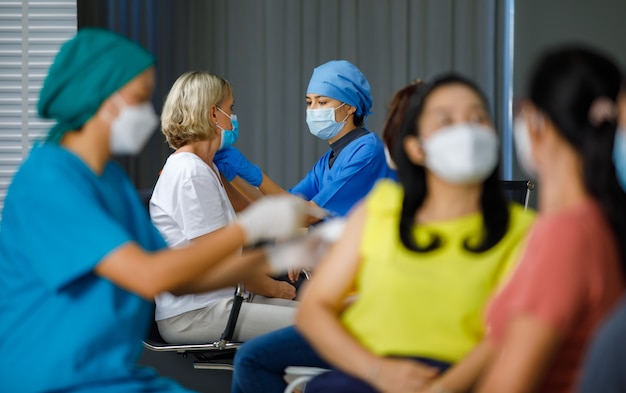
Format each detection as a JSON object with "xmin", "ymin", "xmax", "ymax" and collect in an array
[{"xmin": 139, "ymin": 348, "xmax": 233, "ymax": 393}]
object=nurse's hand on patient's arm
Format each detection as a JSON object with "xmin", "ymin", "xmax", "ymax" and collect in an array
[
  {"xmin": 214, "ymin": 146, "xmax": 263, "ymax": 187},
  {"xmin": 237, "ymin": 194, "xmax": 308, "ymax": 245},
  {"xmin": 263, "ymin": 218, "xmax": 346, "ymax": 274},
  {"xmin": 303, "ymin": 200, "xmax": 328, "ymax": 226}
]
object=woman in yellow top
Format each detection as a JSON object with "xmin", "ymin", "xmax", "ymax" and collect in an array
[{"xmin": 296, "ymin": 74, "xmax": 535, "ymax": 392}]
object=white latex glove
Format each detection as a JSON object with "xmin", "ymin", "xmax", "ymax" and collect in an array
[
  {"xmin": 236, "ymin": 195, "xmax": 307, "ymax": 246},
  {"xmin": 264, "ymin": 218, "xmax": 347, "ymax": 274}
]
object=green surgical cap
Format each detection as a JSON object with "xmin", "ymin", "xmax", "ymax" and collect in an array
[{"xmin": 38, "ymin": 28, "xmax": 155, "ymax": 142}]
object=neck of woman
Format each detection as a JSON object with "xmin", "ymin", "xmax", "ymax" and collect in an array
[
  {"xmin": 417, "ymin": 176, "xmax": 483, "ymax": 223},
  {"xmin": 536, "ymin": 150, "xmax": 588, "ymax": 214},
  {"xmin": 328, "ymin": 119, "xmax": 358, "ymax": 144},
  {"xmin": 61, "ymin": 117, "xmax": 110, "ymax": 175},
  {"xmin": 176, "ymin": 139, "xmax": 216, "ymax": 165}
]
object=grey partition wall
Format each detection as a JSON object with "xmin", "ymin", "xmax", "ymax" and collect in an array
[{"xmin": 79, "ymin": 0, "xmax": 505, "ymax": 191}]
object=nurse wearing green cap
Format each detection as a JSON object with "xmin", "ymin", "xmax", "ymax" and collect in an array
[{"xmin": 0, "ymin": 28, "xmax": 309, "ymax": 392}]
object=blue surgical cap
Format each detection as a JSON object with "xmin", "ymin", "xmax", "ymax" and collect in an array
[{"xmin": 306, "ymin": 60, "xmax": 373, "ymax": 117}]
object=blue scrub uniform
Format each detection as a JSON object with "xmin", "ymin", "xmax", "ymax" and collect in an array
[
  {"xmin": 0, "ymin": 144, "xmax": 193, "ymax": 392},
  {"xmin": 289, "ymin": 129, "xmax": 395, "ymax": 217}
]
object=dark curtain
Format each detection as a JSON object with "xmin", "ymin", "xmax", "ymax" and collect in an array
[{"xmin": 78, "ymin": 0, "xmax": 502, "ymax": 191}]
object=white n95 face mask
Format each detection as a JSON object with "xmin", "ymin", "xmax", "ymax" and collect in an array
[
  {"xmin": 110, "ymin": 94, "xmax": 159, "ymax": 155},
  {"xmin": 513, "ymin": 117, "xmax": 538, "ymax": 178},
  {"xmin": 422, "ymin": 123, "xmax": 499, "ymax": 185}
]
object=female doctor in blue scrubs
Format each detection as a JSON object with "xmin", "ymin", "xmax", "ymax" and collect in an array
[
  {"xmin": 0, "ymin": 28, "xmax": 308, "ymax": 392},
  {"xmin": 214, "ymin": 60, "xmax": 395, "ymax": 226},
  {"xmin": 291, "ymin": 60, "xmax": 395, "ymax": 220}
]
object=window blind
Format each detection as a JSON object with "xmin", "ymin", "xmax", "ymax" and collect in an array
[{"xmin": 0, "ymin": 1, "xmax": 76, "ymax": 213}]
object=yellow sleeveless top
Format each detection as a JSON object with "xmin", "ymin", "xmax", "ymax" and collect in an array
[{"xmin": 340, "ymin": 180, "xmax": 535, "ymax": 363}]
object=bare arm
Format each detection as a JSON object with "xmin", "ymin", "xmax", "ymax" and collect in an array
[
  {"xmin": 169, "ymin": 248, "xmax": 273, "ymax": 295},
  {"xmin": 296, "ymin": 203, "xmax": 437, "ymax": 391},
  {"xmin": 230, "ymin": 175, "xmax": 267, "ymax": 203},
  {"xmin": 232, "ymin": 174, "xmax": 325, "ymax": 226},
  {"xmin": 228, "ymin": 173, "xmax": 287, "ymax": 205},
  {"xmin": 95, "ymin": 222, "xmax": 271, "ymax": 299},
  {"xmin": 417, "ymin": 339, "xmax": 495, "ymax": 393},
  {"xmin": 296, "ymin": 203, "xmax": 372, "ymax": 375},
  {"xmin": 222, "ymin": 174, "xmax": 255, "ymax": 212},
  {"xmin": 257, "ymin": 173, "xmax": 287, "ymax": 195},
  {"xmin": 477, "ymin": 315, "xmax": 561, "ymax": 393},
  {"xmin": 243, "ymin": 273, "xmax": 297, "ymax": 300}
]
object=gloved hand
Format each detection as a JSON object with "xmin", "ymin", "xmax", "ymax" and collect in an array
[
  {"xmin": 236, "ymin": 195, "xmax": 307, "ymax": 245},
  {"xmin": 264, "ymin": 218, "xmax": 347, "ymax": 274},
  {"xmin": 214, "ymin": 146, "xmax": 263, "ymax": 187}
]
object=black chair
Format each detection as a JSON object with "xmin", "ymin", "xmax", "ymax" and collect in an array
[
  {"xmin": 500, "ymin": 180, "xmax": 535, "ymax": 210},
  {"xmin": 143, "ymin": 285, "xmax": 245, "ymax": 371},
  {"xmin": 137, "ymin": 188, "xmax": 155, "ymax": 210},
  {"xmin": 137, "ymin": 187, "xmax": 244, "ymax": 371}
]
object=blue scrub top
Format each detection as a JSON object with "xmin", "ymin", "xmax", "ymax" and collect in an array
[
  {"xmin": 289, "ymin": 131, "xmax": 396, "ymax": 217},
  {"xmin": 0, "ymin": 144, "xmax": 194, "ymax": 392}
]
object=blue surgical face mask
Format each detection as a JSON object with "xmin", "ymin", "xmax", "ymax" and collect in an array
[
  {"xmin": 217, "ymin": 106, "xmax": 239, "ymax": 149},
  {"xmin": 306, "ymin": 103, "xmax": 348, "ymax": 140},
  {"xmin": 613, "ymin": 127, "xmax": 626, "ymax": 190}
]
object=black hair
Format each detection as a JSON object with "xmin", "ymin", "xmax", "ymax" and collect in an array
[
  {"xmin": 354, "ymin": 113, "xmax": 365, "ymax": 127},
  {"xmin": 393, "ymin": 73, "xmax": 510, "ymax": 253},
  {"xmin": 382, "ymin": 82, "xmax": 421, "ymax": 153},
  {"xmin": 528, "ymin": 45, "xmax": 626, "ymax": 273}
]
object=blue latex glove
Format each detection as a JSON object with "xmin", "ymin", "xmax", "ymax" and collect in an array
[{"xmin": 214, "ymin": 146, "xmax": 263, "ymax": 186}]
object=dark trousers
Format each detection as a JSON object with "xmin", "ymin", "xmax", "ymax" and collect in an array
[{"xmin": 305, "ymin": 357, "xmax": 451, "ymax": 393}]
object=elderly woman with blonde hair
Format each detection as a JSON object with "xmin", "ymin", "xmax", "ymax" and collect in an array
[{"xmin": 150, "ymin": 71, "xmax": 301, "ymax": 345}]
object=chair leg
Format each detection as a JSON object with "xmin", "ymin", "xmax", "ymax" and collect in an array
[{"xmin": 283, "ymin": 375, "xmax": 313, "ymax": 393}]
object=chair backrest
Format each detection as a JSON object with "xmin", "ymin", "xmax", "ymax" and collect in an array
[
  {"xmin": 137, "ymin": 188, "xmax": 153, "ymax": 210},
  {"xmin": 500, "ymin": 180, "xmax": 535, "ymax": 210}
]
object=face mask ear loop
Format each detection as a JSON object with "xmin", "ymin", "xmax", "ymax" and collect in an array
[
  {"xmin": 112, "ymin": 93, "xmax": 127, "ymax": 109},
  {"xmin": 101, "ymin": 93, "xmax": 126, "ymax": 124},
  {"xmin": 217, "ymin": 105, "xmax": 234, "ymax": 119},
  {"xmin": 521, "ymin": 105, "xmax": 543, "ymax": 136},
  {"xmin": 100, "ymin": 108, "xmax": 114, "ymax": 124},
  {"xmin": 216, "ymin": 105, "xmax": 236, "ymax": 131},
  {"xmin": 529, "ymin": 110, "xmax": 545, "ymax": 136},
  {"xmin": 334, "ymin": 103, "xmax": 349, "ymax": 123}
]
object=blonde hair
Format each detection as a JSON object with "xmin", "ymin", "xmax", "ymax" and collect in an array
[{"xmin": 161, "ymin": 71, "xmax": 232, "ymax": 149}]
